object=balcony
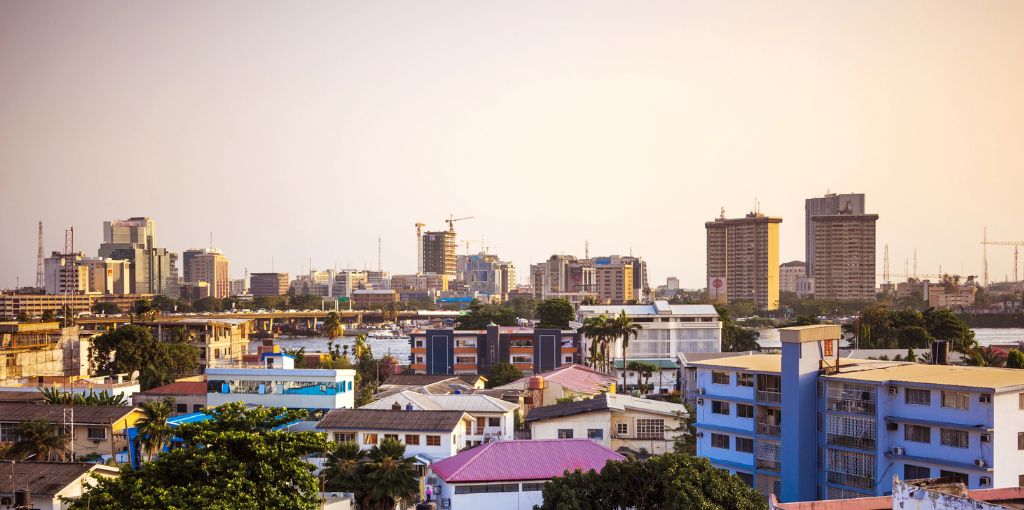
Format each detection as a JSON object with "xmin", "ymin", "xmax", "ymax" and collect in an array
[
  {"xmin": 756, "ymin": 390, "xmax": 782, "ymax": 404},
  {"xmin": 756, "ymin": 420, "xmax": 781, "ymax": 437},
  {"xmin": 454, "ymin": 346, "xmax": 476, "ymax": 354},
  {"xmin": 509, "ymin": 347, "xmax": 533, "ymax": 355},
  {"xmin": 826, "ymin": 433, "xmax": 876, "ymax": 451},
  {"xmin": 827, "ymin": 470, "xmax": 874, "ymax": 490},
  {"xmin": 826, "ymin": 397, "xmax": 875, "ymax": 415},
  {"xmin": 756, "ymin": 457, "xmax": 781, "ymax": 472}
]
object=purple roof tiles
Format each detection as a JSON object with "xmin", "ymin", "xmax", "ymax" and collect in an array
[{"xmin": 430, "ymin": 439, "xmax": 623, "ymax": 483}]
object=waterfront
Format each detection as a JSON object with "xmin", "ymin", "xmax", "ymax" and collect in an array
[{"xmin": 274, "ymin": 335, "xmax": 412, "ymax": 361}]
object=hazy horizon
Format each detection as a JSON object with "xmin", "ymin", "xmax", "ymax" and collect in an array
[{"xmin": 2, "ymin": 1, "xmax": 1022, "ymax": 290}]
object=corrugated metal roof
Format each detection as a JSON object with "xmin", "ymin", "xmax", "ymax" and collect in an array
[
  {"xmin": 138, "ymin": 381, "xmax": 207, "ymax": 396},
  {"xmin": 0, "ymin": 403, "xmax": 139, "ymax": 425},
  {"xmin": 525, "ymin": 393, "xmax": 687, "ymax": 422},
  {"xmin": 430, "ymin": 439, "xmax": 623, "ymax": 483},
  {"xmin": 316, "ymin": 409, "xmax": 468, "ymax": 432},
  {"xmin": 611, "ymin": 359, "xmax": 679, "ymax": 369},
  {"xmin": 361, "ymin": 391, "xmax": 518, "ymax": 413},
  {"xmin": 0, "ymin": 462, "xmax": 116, "ymax": 496},
  {"xmin": 495, "ymin": 364, "xmax": 616, "ymax": 395}
]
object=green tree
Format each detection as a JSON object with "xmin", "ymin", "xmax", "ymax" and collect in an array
[
  {"xmin": 536, "ymin": 298, "xmax": 575, "ymax": 329},
  {"xmin": 7, "ymin": 420, "xmax": 68, "ymax": 461},
  {"xmin": 150, "ymin": 295, "xmax": 178, "ymax": 312},
  {"xmin": 612, "ymin": 311, "xmax": 641, "ymax": 392},
  {"xmin": 894, "ymin": 326, "xmax": 934, "ymax": 349},
  {"xmin": 361, "ymin": 438, "xmax": 420, "ymax": 510},
  {"xmin": 191, "ymin": 297, "xmax": 223, "ymax": 313},
  {"xmin": 322, "ymin": 311, "xmax": 344, "ymax": 341},
  {"xmin": 135, "ymin": 397, "xmax": 175, "ymax": 461},
  {"xmin": 132, "ymin": 299, "xmax": 156, "ymax": 320},
  {"xmin": 323, "ymin": 441, "xmax": 366, "ymax": 493},
  {"xmin": 964, "ymin": 346, "xmax": 1006, "ymax": 367},
  {"xmin": 538, "ymin": 452, "xmax": 765, "ymax": 510},
  {"xmin": 41, "ymin": 309, "xmax": 56, "ymax": 322},
  {"xmin": 1007, "ymin": 349, "xmax": 1024, "ymax": 369},
  {"xmin": 91, "ymin": 302, "xmax": 122, "ymax": 315},
  {"xmin": 67, "ymin": 403, "xmax": 324, "ymax": 510},
  {"xmin": 507, "ymin": 296, "xmax": 537, "ymax": 320},
  {"xmin": 40, "ymin": 388, "xmax": 127, "ymax": 406},
  {"xmin": 90, "ymin": 325, "xmax": 199, "ymax": 390},
  {"xmin": 580, "ymin": 315, "xmax": 611, "ymax": 371},
  {"xmin": 715, "ymin": 305, "xmax": 759, "ymax": 352},
  {"xmin": 455, "ymin": 303, "xmax": 517, "ymax": 329},
  {"xmin": 627, "ymin": 361, "xmax": 658, "ymax": 395},
  {"xmin": 923, "ymin": 308, "xmax": 976, "ymax": 353},
  {"xmin": 486, "ymin": 362, "xmax": 523, "ymax": 388}
]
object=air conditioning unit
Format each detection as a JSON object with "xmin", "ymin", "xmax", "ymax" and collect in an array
[
  {"xmin": 981, "ymin": 433, "xmax": 991, "ymax": 443},
  {"xmin": 981, "ymin": 476, "xmax": 992, "ymax": 486},
  {"xmin": 975, "ymin": 459, "xmax": 987, "ymax": 467},
  {"xmin": 695, "ymin": 432, "xmax": 704, "ymax": 438},
  {"xmin": 980, "ymin": 394, "xmax": 992, "ymax": 404},
  {"xmin": 696, "ymin": 398, "xmax": 705, "ymax": 406},
  {"xmin": 886, "ymin": 422, "xmax": 898, "ymax": 432},
  {"xmin": 891, "ymin": 446, "xmax": 905, "ymax": 456},
  {"xmin": 888, "ymin": 387, "xmax": 898, "ymax": 396}
]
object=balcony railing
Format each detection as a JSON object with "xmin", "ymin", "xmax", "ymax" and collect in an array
[
  {"xmin": 826, "ymin": 398, "xmax": 875, "ymax": 415},
  {"xmin": 826, "ymin": 470, "xmax": 874, "ymax": 490},
  {"xmin": 827, "ymin": 433, "xmax": 876, "ymax": 451},
  {"xmin": 756, "ymin": 458, "xmax": 781, "ymax": 472},
  {"xmin": 756, "ymin": 420, "xmax": 781, "ymax": 437},
  {"xmin": 756, "ymin": 390, "xmax": 782, "ymax": 404}
]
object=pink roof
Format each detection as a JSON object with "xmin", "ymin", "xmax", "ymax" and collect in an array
[
  {"xmin": 770, "ymin": 486, "xmax": 1024, "ymax": 509},
  {"xmin": 537, "ymin": 364, "xmax": 617, "ymax": 394},
  {"xmin": 430, "ymin": 439, "xmax": 623, "ymax": 483}
]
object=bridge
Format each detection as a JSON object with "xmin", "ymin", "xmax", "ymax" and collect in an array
[{"xmin": 75, "ymin": 310, "xmax": 464, "ymax": 331}]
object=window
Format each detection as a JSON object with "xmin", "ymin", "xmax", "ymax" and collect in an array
[
  {"xmin": 0, "ymin": 423, "xmax": 16, "ymax": 443},
  {"xmin": 737, "ymin": 372, "xmax": 753, "ymax": 387},
  {"xmin": 905, "ymin": 388, "xmax": 931, "ymax": 406},
  {"xmin": 383, "ymin": 434, "xmax": 399, "ymax": 441},
  {"xmin": 334, "ymin": 433, "xmax": 355, "ymax": 443},
  {"xmin": 941, "ymin": 391, "xmax": 969, "ymax": 410},
  {"xmin": 711, "ymin": 400, "xmax": 730, "ymax": 415},
  {"xmin": 454, "ymin": 483, "xmax": 519, "ymax": 494},
  {"xmin": 193, "ymin": 404, "xmax": 204, "ymax": 413},
  {"xmin": 426, "ymin": 435, "xmax": 441, "ymax": 446},
  {"xmin": 587, "ymin": 428, "xmax": 604, "ymax": 440},
  {"xmin": 636, "ymin": 419, "xmax": 665, "ymax": 440},
  {"xmin": 363, "ymin": 433, "xmax": 378, "ymax": 445},
  {"xmin": 1019, "ymin": 393, "xmax": 1024, "ymax": 410},
  {"xmin": 557, "ymin": 429, "xmax": 574, "ymax": 439},
  {"xmin": 736, "ymin": 436, "xmax": 754, "ymax": 453},
  {"xmin": 405, "ymin": 434, "xmax": 420, "ymax": 445},
  {"xmin": 711, "ymin": 433, "xmax": 730, "ymax": 449},
  {"xmin": 522, "ymin": 483, "xmax": 545, "ymax": 492},
  {"xmin": 940, "ymin": 470, "xmax": 968, "ymax": 485},
  {"xmin": 905, "ymin": 464, "xmax": 930, "ymax": 480},
  {"xmin": 737, "ymin": 472, "xmax": 754, "ymax": 486},
  {"xmin": 712, "ymin": 371, "xmax": 730, "ymax": 385},
  {"xmin": 488, "ymin": 417, "xmax": 501, "ymax": 427},
  {"xmin": 737, "ymin": 403, "xmax": 754, "ymax": 419},
  {"xmin": 941, "ymin": 429, "xmax": 968, "ymax": 449},
  {"xmin": 176, "ymin": 403, "xmax": 187, "ymax": 414},
  {"xmin": 87, "ymin": 427, "xmax": 107, "ymax": 440},
  {"xmin": 1018, "ymin": 432, "xmax": 1024, "ymax": 450},
  {"xmin": 616, "ymin": 423, "xmax": 628, "ymax": 436},
  {"xmin": 905, "ymin": 424, "xmax": 931, "ymax": 443}
]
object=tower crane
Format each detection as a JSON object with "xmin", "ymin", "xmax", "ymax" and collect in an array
[
  {"xmin": 981, "ymin": 239, "xmax": 1024, "ymax": 288},
  {"xmin": 445, "ymin": 215, "xmax": 474, "ymax": 232}
]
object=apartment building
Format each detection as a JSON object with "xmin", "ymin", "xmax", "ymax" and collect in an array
[
  {"xmin": 579, "ymin": 301, "xmax": 722, "ymax": 363},
  {"xmin": 249, "ymin": 272, "xmax": 288, "ymax": 297},
  {"xmin": 923, "ymin": 279, "xmax": 978, "ymax": 310},
  {"xmin": 98, "ymin": 217, "xmax": 178, "ymax": 298},
  {"xmin": 805, "ymin": 193, "xmax": 865, "ymax": 276},
  {"xmin": 206, "ymin": 352, "xmax": 356, "ymax": 411},
  {"xmin": 810, "ymin": 212, "xmax": 878, "ymax": 301},
  {"xmin": 147, "ymin": 318, "xmax": 253, "ymax": 369},
  {"xmin": 780, "ymin": 261, "xmax": 806, "ymax": 294},
  {"xmin": 690, "ymin": 325, "xmax": 1024, "ymax": 503},
  {"xmin": 408, "ymin": 326, "xmax": 581, "ymax": 376},
  {"xmin": 422, "ymin": 230, "xmax": 458, "ymax": 278},
  {"xmin": 182, "ymin": 249, "xmax": 230, "ymax": 299},
  {"xmin": 705, "ymin": 212, "xmax": 782, "ymax": 311},
  {"xmin": 317, "ymin": 409, "xmax": 472, "ymax": 461},
  {"xmin": 331, "ymin": 270, "xmax": 368, "ymax": 298},
  {"xmin": 360, "ymin": 391, "xmax": 518, "ymax": 445},
  {"xmin": 132, "ymin": 380, "xmax": 207, "ymax": 416},
  {"xmin": 43, "ymin": 252, "xmax": 89, "ymax": 295}
]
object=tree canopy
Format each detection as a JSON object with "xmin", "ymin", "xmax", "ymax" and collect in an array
[
  {"xmin": 455, "ymin": 303, "xmax": 517, "ymax": 329},
  {"xmin": 535, "ymin": 298, "xmax": 575, "ymax": 329},
  {"xmin": 89, "ymin": 325, "xmax": 200, "ymax": 390},
  {"xmin": 486, "ymin": 361, "xmax": 523, "ymax": 388},
  {"xmin": 67, "ymin": 403, "xmax": 325, "ymax": 510},
  {"xmin": 854, "ymin": 305, "xmax": 975, "ymax": 351},
  {"xmin": 715, "ymin": 306, "xmax": 759, "ymax": 352},
  {"xmin": 538, "ymin": 452, "xmax": 766, "ymax": 510}
]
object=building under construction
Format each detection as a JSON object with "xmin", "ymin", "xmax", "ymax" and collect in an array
[{"xmin": 0, "ymin": 322, "xmax": 89, "ymax": 381}]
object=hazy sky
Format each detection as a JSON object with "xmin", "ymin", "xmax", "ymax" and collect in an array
[{"xmin": 2, "ymin": 1, "xmax": 1023, "ymax": 290}]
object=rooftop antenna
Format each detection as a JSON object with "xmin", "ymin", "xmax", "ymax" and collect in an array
[
  {"xmin": 883, "ymin": 244, "xmax": 890, "ymax": 284},
  {"xmin": 913, "ymin": 249, "xmax": 918, "ymax": 279},
  {"xmin": 983, "ymin": 226, "xmax": 989, "ymax": 287},
  {"xmin": 585, "ymin": 241, "xmax": 589, "ymax": 259},
  {"xmin": 378, "ymin": 237, "xmax": 382, "ymax": 271},
  {"xmin": 209, "ymin": 232, "xmax": 213, "ymax": 250},
  {"xmin": 35, "ymin": 221, "xmax": 44, "ymax": 289},
  {"xmin": 719, "ymin": 207, "xmax": 726, "ymax": 220}
]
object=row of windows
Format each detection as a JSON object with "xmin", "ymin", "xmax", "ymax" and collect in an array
[
  {"xmin": 1, "ymin": 422, "xmax": 107, "ymax": 441},
  {"xmin": 903, "ymin": 424, "xmax": 971, "ymax": 448},
  {"xmin": 711, "ymin": 371, "xmax": 754, "ymax": 387},
  {"xmin": 710, "ymin": 400, "xmax": 754, "ymax": 418},
  {"xmin": 334, "ymin": 432, "xmax": 442, "ymax": 446},
  {"xmin": 557, "ymin": 428, "xmax": 604, "ymax": 440},
  {"xmin": 709, "ymin": 432, "xmax": 754, "ymax": 453},
  {"xmin": 904, "ymin": 388, "xmax": 973, "ymax": 410},
  {"xmin": 903, "ymin": 465, "xmax": 973, "ymax": 485}
]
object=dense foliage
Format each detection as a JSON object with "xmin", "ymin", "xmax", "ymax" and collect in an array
[
  {"xmin": 3, "ymin": 420, "xmax": 68, "ymax": 461},
  {"xmin": 486, "ymin": 361, "xmax": 523, "ymax": 388},
  {"xmin": 535, "ymin": 298, "xmax": 575, "ymax": 329},
  {"xmin": 456, "ymin": 302, "xmax": 517, "ymax": 329},
  {"xmin": 67, "ymin": 403, "xmax": 324, "ymax": 510},
  {"xmin": 324, "ymin": 438, "xmax": 419, "ymax": 510},
  {"xmin": 854, "ymin": 305, "xmax": 975, "ymax": 352},
  {"xmin": 538, "ymin": 453, "xmax": 766, "ymax": 510},
  {"xmin": 715, "ymin": 305, "xmax": 759, "ymax": 352},
  {"xmin": 89, "ymin": 325, "xmax": 200, "ymax": 390},
  {"xmin": 40, "ymin": 387, "xmax": 127, "ymax": 406}
]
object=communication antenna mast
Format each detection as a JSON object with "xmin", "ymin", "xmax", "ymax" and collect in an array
[
  {"xmin": 63, "ymin": 227, "xmax": 74, "ymax": 327},
  {"xmin": 883, "ymin": 244, "xmax": 890, "ymax": 284},
  {"xmin": 63, "ymin": 407, "xmax": 75, "ymax": 461},
  {"xmin": 913, "ymin": 249, "xmax": 918, "ymax": 279},
  {"xmin": 983, "ymin": 226, "xmax": 989, "ymax": 287},
  {"xmin": 585, "ymin": 241, "xmax": 589, "ymax": 259},
  {"xmin": 36, "ymin": 221, "xmax": 44, "ymax": 289},
  {"xmin": 378, "ymin": 237, "xmax": 382, "ymax": 272}
]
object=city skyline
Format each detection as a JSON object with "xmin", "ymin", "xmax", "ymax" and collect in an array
[{"xmin": 2, "ymin": 1, "xmax": 1023, "ymax": 289}]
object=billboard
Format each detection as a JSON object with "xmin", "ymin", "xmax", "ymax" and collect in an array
[{"xmin": 708, "ymin": 276, "xmax": 727, "ymax": 304}]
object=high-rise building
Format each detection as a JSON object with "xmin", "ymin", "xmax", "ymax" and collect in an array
[
  {"xmin": 228, "ymin": 278, "xmax": 249, "ymax": 296},
  {"xmin": 666, "ymin": 277, "xmax": 680, "ymax": 292},
  {"xmin": 705, "ymin": 212, "xmax": 781, "ymax": 311},
  {"xmin": 43, "ymin": 251, "xmax": 89, "ymax": 295},
  {"xmin": 421, "ymin": 230, "xmax": 457, "ymax": 278},
  {"xmin": 457, "ymin": 252, "xmax": 512, "ymax": 301},
  {"xmin": 496, "ymin": 261, "xmax": 516, "ymax": 301},
  {"xmin": 184, "ymin": 249, "xmax": 230, "ymax": 299},
  {"xmin": 332, "ymin": 270, "xmax": 368, "ymax": 298},
  {"xmin": 810, "ymin": 212, "xmax": 878, "ymax": 301},
  {"xmin": 779, "ymin": 261, "xmax": 806, "ymax": 294},
  {"xmin": 98, "ymin": 217, "xmax": 178, "ymax": 297},
  {"xmin": 82, "ymin": 257, "xmax": 132, "ymax": 295},
  {"xmin": 249, "ymin": 273, "xmax": 288, "ymax": 297},
  {"xmin": 805, "ymin": 193, "xmax": 865, "ymax": 276}
]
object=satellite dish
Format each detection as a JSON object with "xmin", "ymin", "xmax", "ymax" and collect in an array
[{"xmin": 130, "ymin": 370, "xmax": 140, "ymax": 381}]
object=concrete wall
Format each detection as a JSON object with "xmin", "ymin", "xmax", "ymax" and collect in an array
[{"xmin": 436, "ymin": 481, "xmax": 545, "ymax": 510}]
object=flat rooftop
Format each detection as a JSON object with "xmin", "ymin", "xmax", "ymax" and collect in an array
[
  {"xmin": 687, "ymin": 354, "xmax": 888, "ymax": 374},
  {"xmin": 824, "ymin": 363, "xmax": 1024, "ymax": 391}
]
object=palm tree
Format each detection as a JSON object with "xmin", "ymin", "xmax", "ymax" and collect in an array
[
  {"xmin": 135, "ymin": 397, "xmax": 175, "ymax": 461},
  {"xmin": 8, "ymin": 420, "xmax": 67, "ymax": 461},
  {"xmin": 323, "ymin": 312, "xmax": 344, "ymax": 342},
  {"xmin": 612, "ymin": 311, "xmax": 641, "ymax": 393},
  {"xmin": 581, "ymin": 316, "xmax": 610, "ymax": 371},
  {"xmin": 353, "ymin": 334, "xmax": 372, "ymax": 362},
  {"xmin": 323, "ymin": 440, "xmax": 366, "ymax": 493},
  {"xmin": 964, "ymin": 346, "xmax": 1007, "ymax": 367},
  {"xmin": 362, "ymin": 438, "xmax": 419, "ymax": 510}
]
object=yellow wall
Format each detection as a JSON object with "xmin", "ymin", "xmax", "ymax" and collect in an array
[{"xmin": 767, "ymin": 222, "xmax": 780, "ymax": 310}]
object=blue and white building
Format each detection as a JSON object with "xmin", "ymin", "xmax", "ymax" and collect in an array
[
  {"xmin": 206, "ymin": 352, "xmax": 356, "ymax": 411},
  {"xmin": 691, "ymin": 325, "xmax": 1024, "ymax": 502}
]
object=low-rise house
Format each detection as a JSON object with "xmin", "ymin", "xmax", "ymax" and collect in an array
[
  {"xmin": 132, "ymin": 380, "xmax": 207, "ymax": 416},
  {"xmin": 317, "ymin": 409, "xmax": 472, "ymax": 462},
  {"xmin": 376, "ymin": 374, "xmax": 486, "ymax": 398},
  {"xmin": 769, "ymin": 476, "xmax": 1024, "ymax": 509},
  {"xmin": 361, "ymin": 390, "xmax": 518, "ymax": 445},
  {"xmin": 206, "ymin": 352, "xmax": 356, "ymax": 411},
  {"xmin": 495, "ymin": 364, "xmax": 617, "ymax": 413},
  {"xmin": 0, "ymin": 462, "xmax": 120, "ymax": 510},
  {"xmin": 611, "ymin": 358, "xmax": 680, "ymax": 395},
  {"xmin": 428, "ymin": 439, "xmax": 624, "ymax": 510},
  {"xmin": 0, "ymin": 403, "xmax": 143, "ymax": 461},
  {"xmin": 525, "ymin": 393, "xmax": 688, "ymax": 455}
]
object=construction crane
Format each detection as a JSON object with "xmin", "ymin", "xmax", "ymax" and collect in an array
[
  {"xmin": 445, "ymin": 215, "xmax": 473, "ymax": 232},
  {"xmin": 981, "ymin": 238, "xmax": 1024, "ymax": 288}
]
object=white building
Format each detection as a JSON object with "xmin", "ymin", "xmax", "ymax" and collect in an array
[
  {"xmin": 611, "ymin": 358, "xmax": 679, "ymax": 395},
  {"xmin": 428, "ymin": 439, "xmax": 624, "ymax": 510},
  {"xmin": 690, "ymin": 325, "xmax": 1024, "ymax": 502},
  {"xmin": 526, "ymin": 393, "xmax": 688, "ymax": 455},
  {"xmin": 779, "ymin": 261, "xmax": 806, "ymax": 294},
  {"xmin": 578, "ymin": 301, "xmax": 722, "ymax": 363},
  {"xmin": 206, "ymin": 353, "xmax": 356, "ymax": 411},
  {"xmin": 359, "ymin": 390, "xmax": 518, "ymax": 445},
  {"xmin": 317, "ymin": 408, "xmax": 471, "ymax": 461}
]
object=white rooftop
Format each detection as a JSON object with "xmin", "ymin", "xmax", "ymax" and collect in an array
[
  {"xmin": 579, "ymin": 300, "xmax": 718, "ymax": 317},
  {"xmin": 360, "ymin": 390, "xmax": 518, "ymax": 413}
]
